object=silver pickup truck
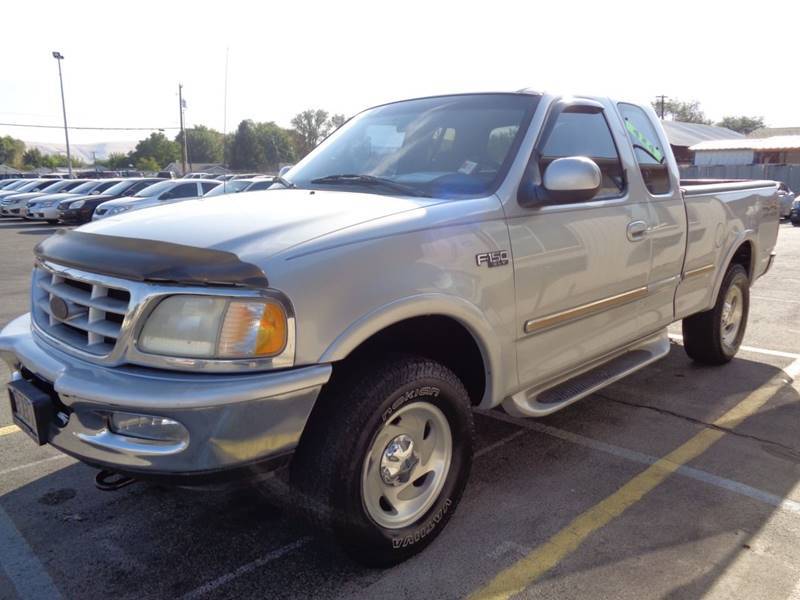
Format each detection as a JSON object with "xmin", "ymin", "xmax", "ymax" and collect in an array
[{"xmin": 0, "ymin": 91, "xmax": 779, "ymax": 566}]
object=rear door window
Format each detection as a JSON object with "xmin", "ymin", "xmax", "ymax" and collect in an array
[
  {"xmin": 169, "ymin": 183, "xmax": 199, "ymax": 198},
  {"xmin": 617, "ymin": 103, "xmax": 671, "ymax": 195}
]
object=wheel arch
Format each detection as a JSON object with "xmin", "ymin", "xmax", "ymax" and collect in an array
[
  {"xmin": 711, "ymin": 234, "xmax": 756, "ymax": 306},
  {"xmin": 319, "ymin": 294, "xmax": 502, "ymax": 407}
]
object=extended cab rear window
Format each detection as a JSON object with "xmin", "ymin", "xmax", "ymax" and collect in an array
[{"xmin": 618, "ymin": 103, "xmax": 671, "ymax": 195}]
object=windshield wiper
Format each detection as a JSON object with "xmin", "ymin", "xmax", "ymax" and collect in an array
[{"xmin": 310, "ymin": 174, "xmax": 430, "ymax": 197}]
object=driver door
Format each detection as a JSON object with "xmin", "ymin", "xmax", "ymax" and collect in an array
[{"xmin": 508, "ymin": 99, "xmax": 653, "ymax": 390}]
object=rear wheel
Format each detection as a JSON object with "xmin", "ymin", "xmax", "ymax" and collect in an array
[
  {"xmin": 291, "ymin": 356, "xmax": 474, "ymax": 566},
  {"xmin": 682, "ymin": 263, "xmax": 749, "ymax": 365}
]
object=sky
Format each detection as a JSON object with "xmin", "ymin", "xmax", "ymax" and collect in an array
[{"xmin": 0, "ymin": 0, "xmax": 796, "ymax": 148}]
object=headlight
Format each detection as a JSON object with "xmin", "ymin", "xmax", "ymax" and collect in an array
[
  {"xmin": 70, "ymin": 199, "xmax": 85, "ymax": 209},
  {"xmin": 138, "ymin": 295, "xmax": 289, "ymax": 360},
  {"xmin": 107, "ymin": 206, "xmax": 130, "ymax": 215}
]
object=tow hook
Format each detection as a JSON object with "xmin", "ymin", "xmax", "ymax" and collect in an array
[{"xmin": 95, "ymin": 469, "xmax": 137, "ymax": 491}]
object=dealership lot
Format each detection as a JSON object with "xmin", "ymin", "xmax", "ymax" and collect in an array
[{"xmin": 1, "ymin": 219, "xmax": 800, "ymax": 599}]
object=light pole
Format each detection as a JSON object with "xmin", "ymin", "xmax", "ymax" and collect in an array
[{"xmin": 52, "ymin": 51, "xmax": 73, "ymax": 177}]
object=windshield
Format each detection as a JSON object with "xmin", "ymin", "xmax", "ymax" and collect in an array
[
  {"xmin": 204, "ymin": 180, "xmax": 251, "ymax": 196},
  {"xmin": 16, "ymin": 180, "xmax": 48, "ymax": 192},
  {"xmin": 246, "ymin": 180, "xmax": 273, "ymax": 191},
  {"xmin": 134, "ymin": 180, "xmax": 174, "ymax": 198},
  {"xmin": 286, "ymin": 94, "xmax": 538, "ymax": 199},
  {"xmin": 41, "ymin": 179, "xmax": 79, "ymax": 193},
  {"xmin": 91, "ymin": 180, "xmax": 120, "ymax": 194},
  {"xmin": 100, "ymin": 180, "xmax": 136, "ymax": 196},
  {"xmin": 3, "ymin": 180, "xmax": 27, "ymax": 190},
  {"xmin": 70, "ymin": 181, "xmax": 102, "ymax": 194}
]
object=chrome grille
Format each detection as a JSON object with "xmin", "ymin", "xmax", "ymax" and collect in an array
[{"xmin": 31, "ymin": 265, "xmax": 131, "ymax": 356}]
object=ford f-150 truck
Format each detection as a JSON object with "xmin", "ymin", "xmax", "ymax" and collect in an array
[{"xmin": 0, "ymin": 90, "xmax": 779, "ymax": 566}]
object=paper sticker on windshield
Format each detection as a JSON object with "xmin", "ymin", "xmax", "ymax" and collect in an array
[
  {"xmin": 458, "ymin": 160, "xmax": 478, "ymax": 175},
  {"xmin": 625, "ymin": 120, "xmax": 664, "ymax": 163}
]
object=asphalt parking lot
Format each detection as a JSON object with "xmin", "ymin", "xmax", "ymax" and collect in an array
[{"xmin": 1, "ymin": 218, "xmax": 800, "ymax": 600}]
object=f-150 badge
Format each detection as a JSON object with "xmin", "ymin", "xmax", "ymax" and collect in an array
[{"xmin": 476, "ymin": 250, "xmax": 509, "ymax": 268}]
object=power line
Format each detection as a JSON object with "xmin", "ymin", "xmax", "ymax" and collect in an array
[{"xmin": 0, "ymin": 122, "xmax": 180, "ymax": 131}]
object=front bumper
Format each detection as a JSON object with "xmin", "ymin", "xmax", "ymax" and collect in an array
[
  {"xmin": 25, "ymin": 206, "xmax": 59, "ymax": 220},
  {"xmin": 1, "ymin": 206, "xmax": 22, "ymax": 216},
  {"xmin": 0, "ymin": 314, "xmax": 331, "ymax": 482},
  {"xmin": 58, "ymin": 207, "xmax": 92, "ymax": 224}
]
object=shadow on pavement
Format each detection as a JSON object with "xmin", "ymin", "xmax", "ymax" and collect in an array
[{"xmin": 1, "ymin": 347, "xmax": 799, "ymax": 599}]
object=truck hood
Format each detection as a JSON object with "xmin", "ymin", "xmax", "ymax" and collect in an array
[{"xmin": 78, "ymin": 188, "xmax": 438, "ymax": 262}]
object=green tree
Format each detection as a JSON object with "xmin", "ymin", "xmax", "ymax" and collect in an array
[
  {"xmin": 254, "ymin": 122, "xmax": 296, "ymax": 170},
  {"xmin": 229, "ymin": 120, "xmax": 264, "ymax": 170},
  {"xmin": 652, "ymin": 99, "xmax": 711, "ymax": 124},
  {"xmin": 135, "ymin": 157, "xmax": 160, "ymax": 172},
  {"xmin": 328, "ymin": 113, "xmax": 347, "ymax": 131},
  {"xmin": 104, "ymin": 152, "xmax": 133, "ymax": 170},
  {"xmin": 716, "ymin": 115, "xmax": 765, "ymax": 135},
  {"xmin": 22, "ymin": 148, "xmax": 44, "ymax": 168},
  {"xmin": 130, "ymin": 132, "xmax": 180, "ymax": 169},
  {"xmin": 175, "ymin": 125, "xmax": 224, "ymax": 163},
  {"xmin": 291, "ymin": 109, "xmax": 330, "ymax": 157},
  {"xmin": 0, "ymin": 136, "xmax": 26, "ymax": 168}
]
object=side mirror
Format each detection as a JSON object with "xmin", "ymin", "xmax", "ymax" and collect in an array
[
  {"xmin": 278, "ymin": 165, "xmax": 293, "ymax": 177},
  {"xmin": 542, "ymin": 156, "xmax": 602, "ymax": 203}
]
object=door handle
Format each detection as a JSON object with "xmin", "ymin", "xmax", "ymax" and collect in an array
[{"xmin": 627, "ymin": 220, "xmax": 648, "ymax": 242}]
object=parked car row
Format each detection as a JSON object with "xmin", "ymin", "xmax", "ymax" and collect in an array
[{"xmin": 0, "ymin": 175, "xmax": 275, "ymax": 224}]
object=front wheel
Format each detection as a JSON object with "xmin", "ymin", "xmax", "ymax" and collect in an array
[
  {"xmin": 682, "ymin": 263, "xmax": 749, "ymax": 365},
  {"xmin": 290, "ymin": 356, "xmax": 474, "ymax": 566}
]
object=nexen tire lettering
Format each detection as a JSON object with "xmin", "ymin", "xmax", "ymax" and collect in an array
[{"xmin": 381, "ymin": 386, "xmax": 440, "ymax": 422}]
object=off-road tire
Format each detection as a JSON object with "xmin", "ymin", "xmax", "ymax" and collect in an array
[
  {"xmin": 290, "ymin": 356, "xmax": 474, "ymax": 567},
  {"xmin": 682, "ymin": 263, "xmax": 749, "ymax": 365}
]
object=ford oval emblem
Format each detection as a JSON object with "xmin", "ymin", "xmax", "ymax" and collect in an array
[{"xmin": 49, "ymin": 296, "xmax": 69, "ymax": 321}]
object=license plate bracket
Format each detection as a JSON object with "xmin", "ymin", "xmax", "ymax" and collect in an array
[{"xmin": 8, "ymin": 379, "xmax": 54, "ymax": 446}]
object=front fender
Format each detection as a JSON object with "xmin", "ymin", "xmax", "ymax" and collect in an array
[{"xmin": 319, "ymin": 293, "xmax": 504, "ymax": 408}]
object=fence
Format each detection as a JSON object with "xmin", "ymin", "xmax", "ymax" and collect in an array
[{"xmin": 679, "ymin": 164, "xmax": 800, "ymax": 191}]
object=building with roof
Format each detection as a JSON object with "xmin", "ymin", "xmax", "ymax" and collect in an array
[
  {"xmin": 659, "ymin": 121, "xmax": 744, "ymax": 164},
  {"xmin": 748, "ymin": 127, "xmax": 800, "ymax": 139},
  {"xmin": 689, "ymin": 136, "xmax": 800, "ymax": 166}
]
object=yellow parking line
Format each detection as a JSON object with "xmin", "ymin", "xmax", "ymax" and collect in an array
[
  {"xmin": 0, "ymin": 424, "xmax": 20, "ymax": 437},
  {"xmin": 468, "ymin": 373, "xmax": 787, "ymax": 600}
]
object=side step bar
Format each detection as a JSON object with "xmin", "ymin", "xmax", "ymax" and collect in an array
[{"xmin": 504, "ymin": 330, "xmax": 670, "ymax": 417}]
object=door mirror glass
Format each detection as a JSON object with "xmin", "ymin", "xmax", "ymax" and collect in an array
[{"xmin": 542, "ymin": 156, "xmax": 602, "ymax": 203}]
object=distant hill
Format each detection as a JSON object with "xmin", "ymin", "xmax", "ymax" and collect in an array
[{"xmin": 24, "ymin": 141, "xmax": 138, "ymax": 163}]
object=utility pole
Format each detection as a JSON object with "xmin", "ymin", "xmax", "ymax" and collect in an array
[
  {"xmin": 52, "ymin": 51, "xmax": 73, "ymax": 177},
  {"xmin": 656, "ymin": 95, "xmax": 668, "ymax": 119},
  {"xmin": 178, "ymin": 84, "xmax": 188, "ymax": 175}
]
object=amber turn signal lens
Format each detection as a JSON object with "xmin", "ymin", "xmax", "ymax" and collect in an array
[{"xmin": 218, "ymin": 300, "xmax": 288, "ymax": 358}]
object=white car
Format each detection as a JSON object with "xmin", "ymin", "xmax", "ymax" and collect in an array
[
  {"xmin": 93, "ymin": 179, "xmax": 220, "ymax": 220},
  {"xmin": 0, "ymin": 180, "xmax": 65, "ymax": 217},
  {"xmin": 25, "ymin": 180, "xmax": 120, "ymax": 222}
]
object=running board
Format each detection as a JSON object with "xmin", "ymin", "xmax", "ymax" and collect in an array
[{"xmin": 504, "ymin": 330, "xmax": 670, "ymax": 417}]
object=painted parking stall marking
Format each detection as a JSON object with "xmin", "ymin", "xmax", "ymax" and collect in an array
[
  {"xmin": 468, "ymin": 355, "xmax": 797, "ymax": 600},
  {"xmin": 0, "ymin": 424, "xmax": 20, "ymax": 437}
]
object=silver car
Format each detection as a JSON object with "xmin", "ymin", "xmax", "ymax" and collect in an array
[
  {"xmin": 93, "ymin": 179, "xmax": 221, "ymax": 220},
  {"xmin": 777, "ymin": 182, "xmax": 796, "ymax": 218}
]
